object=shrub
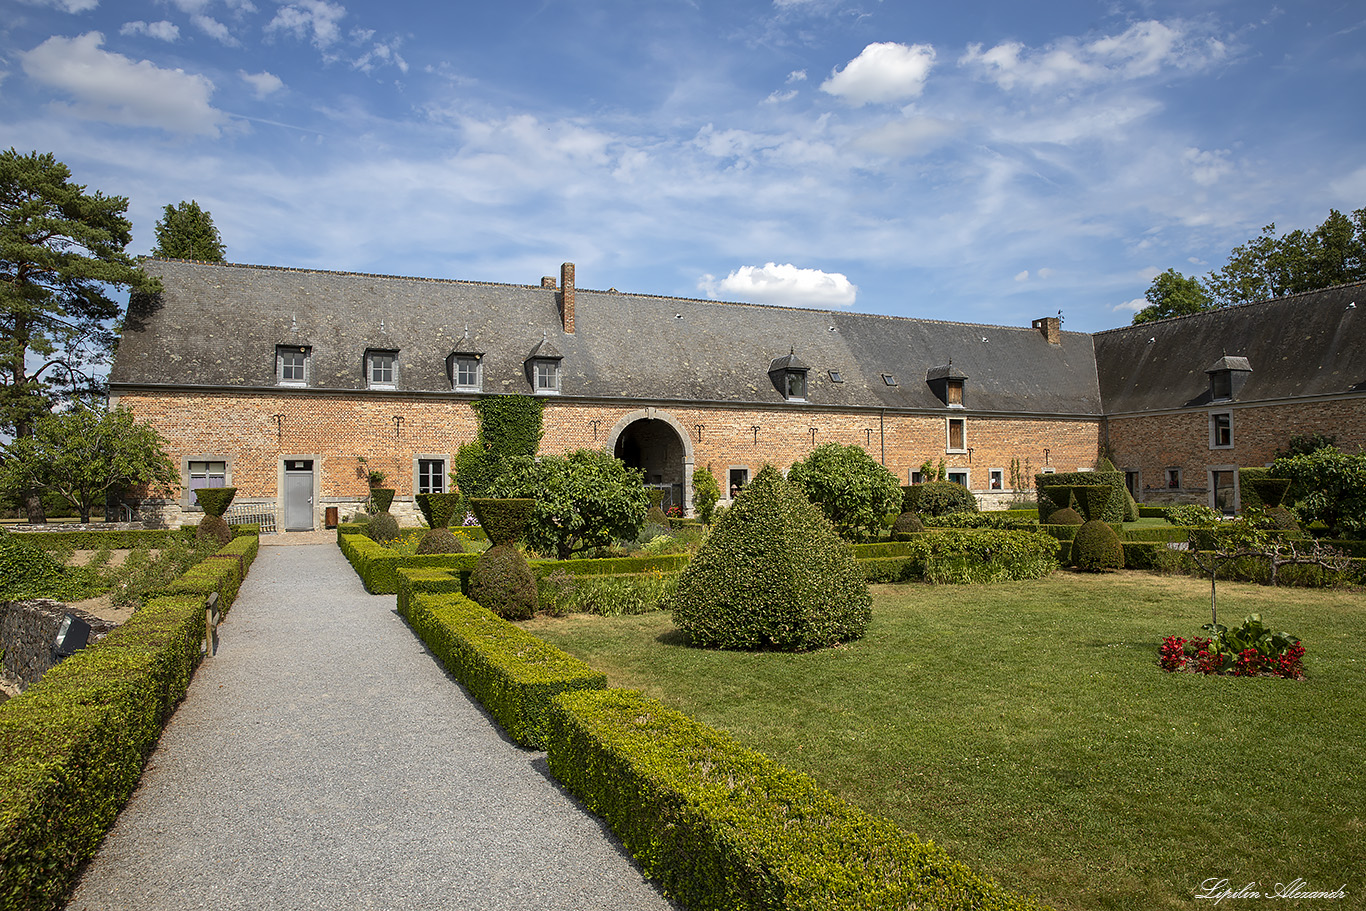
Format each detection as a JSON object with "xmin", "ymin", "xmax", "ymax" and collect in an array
[
  {"xmin": 913, "ymin": 480, "xmax": 978, "ymax": 517},
  {"xmin": 416, "ymin": 527, "xmax": 465, "ymax": 555},
  {"xmin": 692, "ymin": 467, "xmax": 721, "ymax": 523},
  {"xmin": 667, "ymin": 466, "xmax": 869, "ymax": 651},
  {"xmin": 414, "ymin": 491, "xmax": 463, "ymax": 529},
  {"xmin": 196, "ymin": 513, "xmax": 231, "ymax": 547},
  {"xmin": 192, "ymin": 486, "xmax": 236, "ymax": 518},
  {"xmin": 1048, "ymin": 507, "xmax": 1084, "ymax": 526},
  {"xmin": 1270, "ymin": 446, "xmax": 1366, "ymax": 537},
  {"xmin": 1165, "ymin": 504, "xmax": 1222, "ymax": 526},
  {"xmin": 0, "ymin": 531, "xmax": 87, "ymax": 601},
  {"xmin": 891, "ymin": 511, "xmax": 924, "ymax": 540},
  {"xmin": 366, "ymin": 511, "xmax": 400, "ymax": 545},
  {"xmin": 369, "ymin": 488, "xmax": 395, "ymax": 513},
  {"xmin": 923, "ymin": 513, "xmax": 1038, "ymax": 531},
  {"xmin": 1037, "ymin": 471, "xmax": 1127, "ymax": 523},
  {"xmin": 469, "ymin": 543, "xmax": 537, "ymax": 620},
  {"xmin": 1073, "ymin": 519, "xmax": 1124, "ymax": 572},
  {"xmin": 469, "ymin": 497, "xmax": 536, "ymax": 546},
  {"xmin": 1072, "ymin": 485, "xmax": 1113, "ymax": 522},
  {"xmin": 856, "ymin": 530, "xmax": 1059, "ymax": 583},
  {"xmin": 787, "ymin": 442, "xmax": 903, "ymax": 541}
]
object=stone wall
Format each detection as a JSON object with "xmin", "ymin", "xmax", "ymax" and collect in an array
[{"xmin": 0, "ymin": 600, "xmax": 116, "ymax": 692}]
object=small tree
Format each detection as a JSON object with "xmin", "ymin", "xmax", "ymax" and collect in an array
[
  {"xmin": 150, "ymin": 200, "xmax": 226, "ymax": 262},
  {"xmin": 0, "ymin": 404, "xmax": 178, "ymax": 522},
  {"xmin": 488, "ymin": 449, "xmax": 650, "ymax": 560},
  {"xmin": 787, "ymin": 442, "xmax": 902, "ymax": 541},
  {"xmin": 1184, "ymin": 517, "xmax": 1269, "ymax": 628},
  {"xmin": 692, "ymin": 466, "xmax": 720, "ymax": 524}
]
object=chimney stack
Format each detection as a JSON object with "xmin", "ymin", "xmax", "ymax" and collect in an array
[
  {"xmin": 559, "ymin": 262, "xmax": 575, "ymax": 334},
  {"xmin": 541, "ymin": 276, "xmax": 556, "ymax": 289},
  {"xmin": 1032, "ymin": 316, "xmax": 1062, "ymax": 345}
]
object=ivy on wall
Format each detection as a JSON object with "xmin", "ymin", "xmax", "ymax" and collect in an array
[{"xmin": 454, "ymin": 396, "xmax": 545, "ymax": 498}]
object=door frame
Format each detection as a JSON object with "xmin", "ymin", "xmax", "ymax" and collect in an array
[{"xmin": 279, "ymin": 454, "xmax": 322, "ymax": 531}]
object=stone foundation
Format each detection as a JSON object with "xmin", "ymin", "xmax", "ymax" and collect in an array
[{"xmin": 0, "ymin": 599, "xmax": 117, "ymax": 692}]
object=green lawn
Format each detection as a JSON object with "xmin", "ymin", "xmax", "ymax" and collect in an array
[{"xmin": 521, "ymin": 572, "xmax": 1365, "ymax": 911}]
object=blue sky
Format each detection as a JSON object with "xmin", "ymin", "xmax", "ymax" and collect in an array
[{"xmin": 3, "ymin": 0, "xmax": 1364, "ymax": 333}]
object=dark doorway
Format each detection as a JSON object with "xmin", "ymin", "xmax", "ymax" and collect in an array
[{"xmin": 614, "ymin": 419, "xmax": 685, "ymax": 510}]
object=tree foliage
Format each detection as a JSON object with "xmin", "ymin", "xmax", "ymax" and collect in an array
[
  {"xmin": 691, "ymin": 466, "xmax": 721, "ymax": 524},
  {"xmin": 453, "ymin": 395, "xmax": 544, "ymax": 498},
  {"xmin": 150, "ymin": 200, "xmax": 225, "ymax": 262},
  {"xmin": 1130, "ymin": 268, "xmax": 1213, "ymax": 324},
  {"xmin": 1270, "ymin": 446, "xmax": 1366, "ymax": 537},
  {"xmin": 488, "ymin": 449, "xmax": 649, "ymax": 560},
  {"xmin": 787, "ymin": 442, "xmax": 902, "ymax": 541},
  {"xmin": 1, "ymin": 149, "xmax": 159, "ymax": 439},
  {"xmin": 0, "ymin": 404, "xmax": 178, "ymax": 522}
]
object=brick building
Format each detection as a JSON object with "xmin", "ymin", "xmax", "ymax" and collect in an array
[{"xmin": 107, "ymin": 260, "xmax": 1364, "ymax": 529}]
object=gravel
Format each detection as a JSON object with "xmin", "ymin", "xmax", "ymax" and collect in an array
[{"xmin": 65, "ymin": 543, "xmax": 676, "ymax": 911}]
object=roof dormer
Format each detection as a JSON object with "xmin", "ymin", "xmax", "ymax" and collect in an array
[
  {"xmin": 927, "ymin": 361, "xmax": 968, "ymax": 407},
  {"xmin": 1206, "ymin": 355, "xmax": 1252, "ymax": 402},
  {"xmin": 769, "ymin": 348, "xmax": 810, "ymax": 402},
  {"xmin": 525, "ymin": 334, "xmax": 564, "ymax": 395}
]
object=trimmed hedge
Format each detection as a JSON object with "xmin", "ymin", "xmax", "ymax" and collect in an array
[
  {"xmin": 1137, "ymin": 506, "xmax": 1167, "ymax": 518},
  {"xmin": 1037, "ymin": 471, "xmax": 1126, "ymax": 523},
  {"xmin": 923, "ymin": 513, "xmax": 1039, "ymax": 531},
  {"xmin": 529, "ymin": 553, "xmax": 691, "ymax": 578},
  {"xmin": 546, "ymin": 688, "xmax": 1052, "ymax": 911},
  {"xmin": 0, "ymin": 530, "xmax": 261, "ymax": 911},
  {"xmin": 398, "ymin": 592, "xmax": 606, "ymax": 749},
  {"xmin": 1120, "ymin": 526, "xmax": 1192, "ymax": 543},
  {"xmin": 152, "ymin": 554, "xmax": 244, "ymax": 610},
  {"xmin": 338, "ymin": 534, "xmax": 478, "ymax": 595},
  {"xmin": 853, "ymin": 531, "xmax": 1058, "ymax": 583}
]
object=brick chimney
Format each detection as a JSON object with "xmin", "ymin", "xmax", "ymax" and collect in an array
[
  {"xmin": 541, "ymin": 276, "xmax": 556, "ymax": 289},
  {"xmin": 559, "ymin": 262, "xmax": 575, "ymax": 334},
  {"xmin": 1032, "ymin": 316, "xmax": 1062, "ymax": 345}
]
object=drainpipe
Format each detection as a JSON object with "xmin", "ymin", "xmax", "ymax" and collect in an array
[{"xmin": 879, "ymin": 410, "xmax": 886, "ymax": 465}]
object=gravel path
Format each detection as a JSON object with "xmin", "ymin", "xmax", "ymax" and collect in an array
[{"xmin": 66, "ymin": 543, "xmax": 676, "ymax": 911}]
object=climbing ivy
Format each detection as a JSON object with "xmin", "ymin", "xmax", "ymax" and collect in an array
[{"xmin": 455, "ymin": 396, "xmax": 545, "ymax": 498}]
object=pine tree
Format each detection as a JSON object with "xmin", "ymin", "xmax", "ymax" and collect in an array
[{"xmin": 151, "ymin": 199, "xmax": 226, "ymax": 262}]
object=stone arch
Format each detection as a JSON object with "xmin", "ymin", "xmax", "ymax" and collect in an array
[{"xmin": 606, "ymin": 408, "xmax": 696, "ymax": 515}]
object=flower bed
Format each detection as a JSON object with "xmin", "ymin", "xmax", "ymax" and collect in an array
[{"xmin": 1158, "ymin": 614, "xmax": 1304, "ymax": 679}]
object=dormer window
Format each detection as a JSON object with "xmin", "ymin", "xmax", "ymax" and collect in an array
[
  {"xmin": 525, "ymin": 335, "xmax": 563, "ymax": 395},
  {"xmin": 1205, "ymin": 355, "xmax": 1251, "ymax": 402},
  {"xmin": 367, "ymin": 349, "xmax": 398, "ymax": 389},
  {"xmin": 927, "ymin": 362, "xmax": 968, "ymax": 408},
  {"xmin": 769, "ymin": 349, "xmax": 810, "ymax": 402},
  {"xmin": 277, "ymin": 345, "xmax": 309, "ymax": 386}
]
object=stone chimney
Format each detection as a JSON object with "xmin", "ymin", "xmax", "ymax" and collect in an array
[
  {"xmin": 1032, "ymin": 316, "xmax": 1062, "ymax": 345},
  {"xmin": 541, "ymin": 276, "xmax": 556, "ymax": 289},
  {"xmin": 559, "ymin": 262, "xmax": 575, "ymax": 334}
]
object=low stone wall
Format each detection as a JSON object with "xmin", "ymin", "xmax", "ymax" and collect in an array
[{"xmin": 0, "ymin": 599, "xmax": 117, "ymax": 692}]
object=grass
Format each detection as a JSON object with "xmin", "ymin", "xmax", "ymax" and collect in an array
[{"xmin": 521, "ymin": 571, "xmax": 1366, "ymax": 911}]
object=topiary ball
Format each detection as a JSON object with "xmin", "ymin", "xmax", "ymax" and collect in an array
[
  {"xmin": 891, "ymin": 511, "xmax": 924, "ymax": 541},
  {"xmin": 1073, "ymin": 519, "xmax": 1124, "ymax": 572},
  {"xmin": 1048, "ymin": 507, "xmax": 1084, "ymax": 526},
  {"xmin": 196, "ymin": 514, "xmax": 231, "ymax": 546},
  {"xmin": 415, "ymin": 527, "xmax": 465, "ymax": 554},
  {"xmin": 469, "ymin": 543, "xmax": 537, "ymax": 620},
  {"xmin": 367, "ymin": 511, "xmax": 400, "ymax": 545},
  {"xmin": 666, "ymin": 465, "xmax": 870, "ymax": 651},
  {"xmin": 914, "ymin": 481, "xmax": 979, "ymax": 517}
]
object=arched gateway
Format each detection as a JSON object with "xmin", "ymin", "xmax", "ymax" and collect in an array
[{"xmin": 607, "ymin": 409, "xmax": 695, "ymax": 515}]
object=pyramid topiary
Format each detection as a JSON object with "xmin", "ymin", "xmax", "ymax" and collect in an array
[
  {"xmin": 667, "ymin": 465, "xmax": 870, "ymax": 651},
  {"xmin": 469, "ymin": 498, "xmax": 535, "ymax": 546},
  {"xmin": 415, "ymin": 492, "xmax": 463, "ymax": 529},
  {"xmin": 195, "ymin": 486, "xmax": 236, "ymax": 545},
  {"xmin": 369, "ymin": 488, "xmax": 395, "ymax": 513}
]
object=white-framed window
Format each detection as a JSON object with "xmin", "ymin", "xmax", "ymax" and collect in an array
[
  {"xmin": 1209, "ymin": 466, "xmax": 1238, "ymax": 514},
  {"xmin": 532, "ymin": 359, "xmax": 561, "ymax": 394},
  {"xmin": 1041, "ymin": 466, "xmax": 1056, "ymax": 475},
  {"xmin": 727, "ymin": 467, "xmax": 750, "ymax": 499},
  {"xmin": 452, "ymin": 355, "xmax": 482, "ymax": 392},
  {"xmin": 368, "ymin": 350, "xmax": 398, "ymax": 388},
  {"xmin": 277, "ymin": 345, "xmax": 309, "ymax": 385},
  {"xmin": 1210, "ymin": 411, "xmax": 1233, "ymax": 449},
  {"xmin": 946, "ymin": 417, "xmax": 967, "ymax": 453},
  {"xmin": 910, "ymin": 470, "xmax": 925, "ymax": 485},
  {"xmin": 947, "ymin": 469, "xmax": 970, "ymax": 489},
  {"xmin": 183, "ymin": 457, "xmax": 229, "ymax": 509},
  {"xmin": 1166, "ymin": 467, "xmax": 1182, "ymax": 489},
  {"xmin": 782, "ymin": 370, "xmax": 807, "ymax": 402},
  {"xmin": 988, "ymin": 468, "xmax": 1004, "ymax": 490},
  {"xmin": 414, "ymin": 455, "xmax": 448, "ymax": 495}
]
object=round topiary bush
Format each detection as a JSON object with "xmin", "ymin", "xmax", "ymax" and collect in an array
[
  {"xmin": 415, "ymin": 527, "xmax": 465, "ymax": 554},
  {"xmin": 913, "ymin": 480, "xmax": 979, "ymax": 517},
  {"xmin": 196, "ymin": 514, "xmax": 231, "ymax": 546},
  {"xmin": 469, "ymin": 543, "xmax": 537, "ymax": 620},
  {"xmin": 666, "ymin": 465, "xmax": 870, "ymax": 651},
  {"xmin": 891, "ymin": 511, "xmax": 924, "ymax": 540},
  {"xmin": 1073, "ymin": 519, "xmax": 1124, "ymax": 572},
  {"xmin": 1048, "ymin": 507, "xmax": 1084, "ymax": 526},
  {"xmin": 367, "ymin": 511, "xmax": 400, "ymax": 544}
]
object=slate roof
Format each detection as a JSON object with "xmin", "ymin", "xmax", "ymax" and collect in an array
[
  {"xmin": 111, "ymin": 259, "xmax": 1105, "ymax": 416},
  {"xmin": 1093, "ymin": 281, "xmax": 1366, "ymax": 414}
]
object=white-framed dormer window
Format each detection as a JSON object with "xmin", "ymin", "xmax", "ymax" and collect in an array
[
  {"xmin": 1209, "ymin": 411, "xmax": 1233, "ymax": 449},
  {"xmin": 452, "ymin": 355, "xmax": 482, "ymax": 392},
  {"xmin": 277, "ymin": 345, "xmax": 309, "ymax": 386},
  {"xmin": 532, "ymin": 359, "xmax": 560, "ymax": 394},
  {"xmin": 368, "ymin": 350, "xmax": 398, "ymax": 389},
  {"xmin": 946, "ymin": 417, "xmax": 967, "ymax": 453}
]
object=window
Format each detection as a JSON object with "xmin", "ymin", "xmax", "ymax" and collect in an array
[
  {"xmin": 829, "ymin": 370, "xmax": 843, "ymax": 384},
  {"xmin": 533, "ymin": 359, "xmax": 560, "ymax": 394},
  {"xmin": 1166, "ymin": 468, "xmax": 1181, "ymax": 489},
  {"xmin": 277, "ymin": 345, "xmax": 309, "ymax": 385},
  {"xmin": 946, "ymin": 417, "xmax": 966, "ymax": 453},
  {"xmin": 416, "ymin": 457, "xmax": 446, "ymax": 495},
  {"xmin": 1041, "ymin": 466, "xmax": 1056, "ymax": 475},
  {"xmin": 1210, "ymin": 412, "xmax": 1232, "ymax": 449},
  {"xmin": 452, "ymin": 355, "xmax": 481, "ymax": 392},
  {"xmin": 910, "ymin": 470, "xmax": 924, "ymax": 485},
  {"xmin": 784, "ymin": 370, "xmax": 807, "ymax": 401},
  {"xmin": 948, "ymin": 469, "xmax": 969, "ymax": 488},
  {"xmin": 1211, "ymin": 468, "xmax": 1237, "ymax": 514},
  {"xmin": 989, "ymin": 468, "xmax": 1004, "ymax": 490},
  {"xmin": 185, "ymin": 458, "xmax": 227, "ymax": 509},
  {"xmin": 368, "ymin": 350, "xmax": 398, "ymax": 388},
  {"xmin": 1211, "ymin": 371, "xmax": 1232, "ymax": 401},
  {"xmin": 728, "ymin": 467, "xmax": 750, "ymax": 498},
  {"xmin": 946, "ymin": 379, "xmax": 964, "ymax": 406},
  {"xmin": 881, "ymin": 373, "xmax": 898, "ymax": 386}
]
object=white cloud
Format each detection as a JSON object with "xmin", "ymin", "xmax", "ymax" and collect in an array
[
  {"xmin": 1037, "ymin": 267, "xmax": 1054, "ymax": 279},
  {"xmin": 20, "ymin": 32, "xmax": 224, "ymax": 136},
  {"xmin": 355, "ymin": 39, "xmax": 408, "ymax": 74},
  {"xmin": 764, "ymin": 89, "xmax": 798, "ymax": 104},
  {"xmin": 821, "ymin": 42, "xmax": 936, "ymax": 106},
  {"xmin": 267, "ymin": 0, "xmax": 347, "ymax": 49},
  {"xmin": 1014, "ymin": 270, "xmax": 1030, "ymax": 282},
  {"xmin": 240, "ymin": 70, "xmax": 284, "ymax": 97},
  {"xmin": 1113, "ymin": 297, "xmax": 1146, "ymax": 313},
  {"xmin": 699, "ymin": 263, "xmax": 858, "ymax": 308},
  {"xmin": 850, "ymin": 116, "xmax": 959, "ymax": 158},
  {"xmin": 120, "ymin": 21, "xmax": 181, "ymax": 42},
  {"xmin": 786, "ymin": 70, "xmax": 807, "ymax": 83},
  {"xmin": 960, "ymin": 20, "xmax": 1226, "ymax": 92},
  {"xmin": 192, "ymin": 15, "xmax": 238, "ymax": 45},
  {"xmin": 1181, "ymin": 147, "xmax": 1232, "ymax": 186},
  {"xmin": 17, "ymin": 0, "xmax": 98, "ymax": 12}
]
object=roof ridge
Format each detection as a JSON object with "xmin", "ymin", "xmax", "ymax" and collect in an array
[
  {"xmin": 1095, "ymin": 279, "xmax": 1366, "ymax": 336},
  {"xmin": 140, "ymin": 256, "xmax": 548, "ymax": 293}
]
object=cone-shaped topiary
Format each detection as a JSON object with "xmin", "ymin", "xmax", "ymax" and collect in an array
[
  {"xmin": 667, "ymin": 465, "xmax": 870, "ymax": 651},
  {"xmin": 196, "ymin": 513, "xmax": 231, "ymax": 546},
  {"xmin": 367, "ymin": 511, "xmax": 399, "ymax": 545},
  {"xmin": 1048, "ymin": 507, "xmax": 1084, "ymax": 526},
  {"xmin": 891, "ymin": 511, "xmax": 924, "ymax": 540},
  {"xmin": 469, "ymin": 498, "xmax": 535, "ymax": 546},
  {"xmin": 370, "ymin": 488, "xmax": 395, "ymax": 513},
  {"xmin": 194, "ymin": 487, "xmax": 236, "ymax": 518},
  {"xmin": 416, "ymin": 527, "xmax": 465, "ymax": 554},
  {"xmin": 415, "ymin": 492, "xmax": 463, "ymax": 529},
  {"xmin": 469, "ymin": 543, "xmax": 537, "ymax": 619},
  {"xmin": 1073, "ymin": 519, "xmax": 1124, "ymax": 572}
]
